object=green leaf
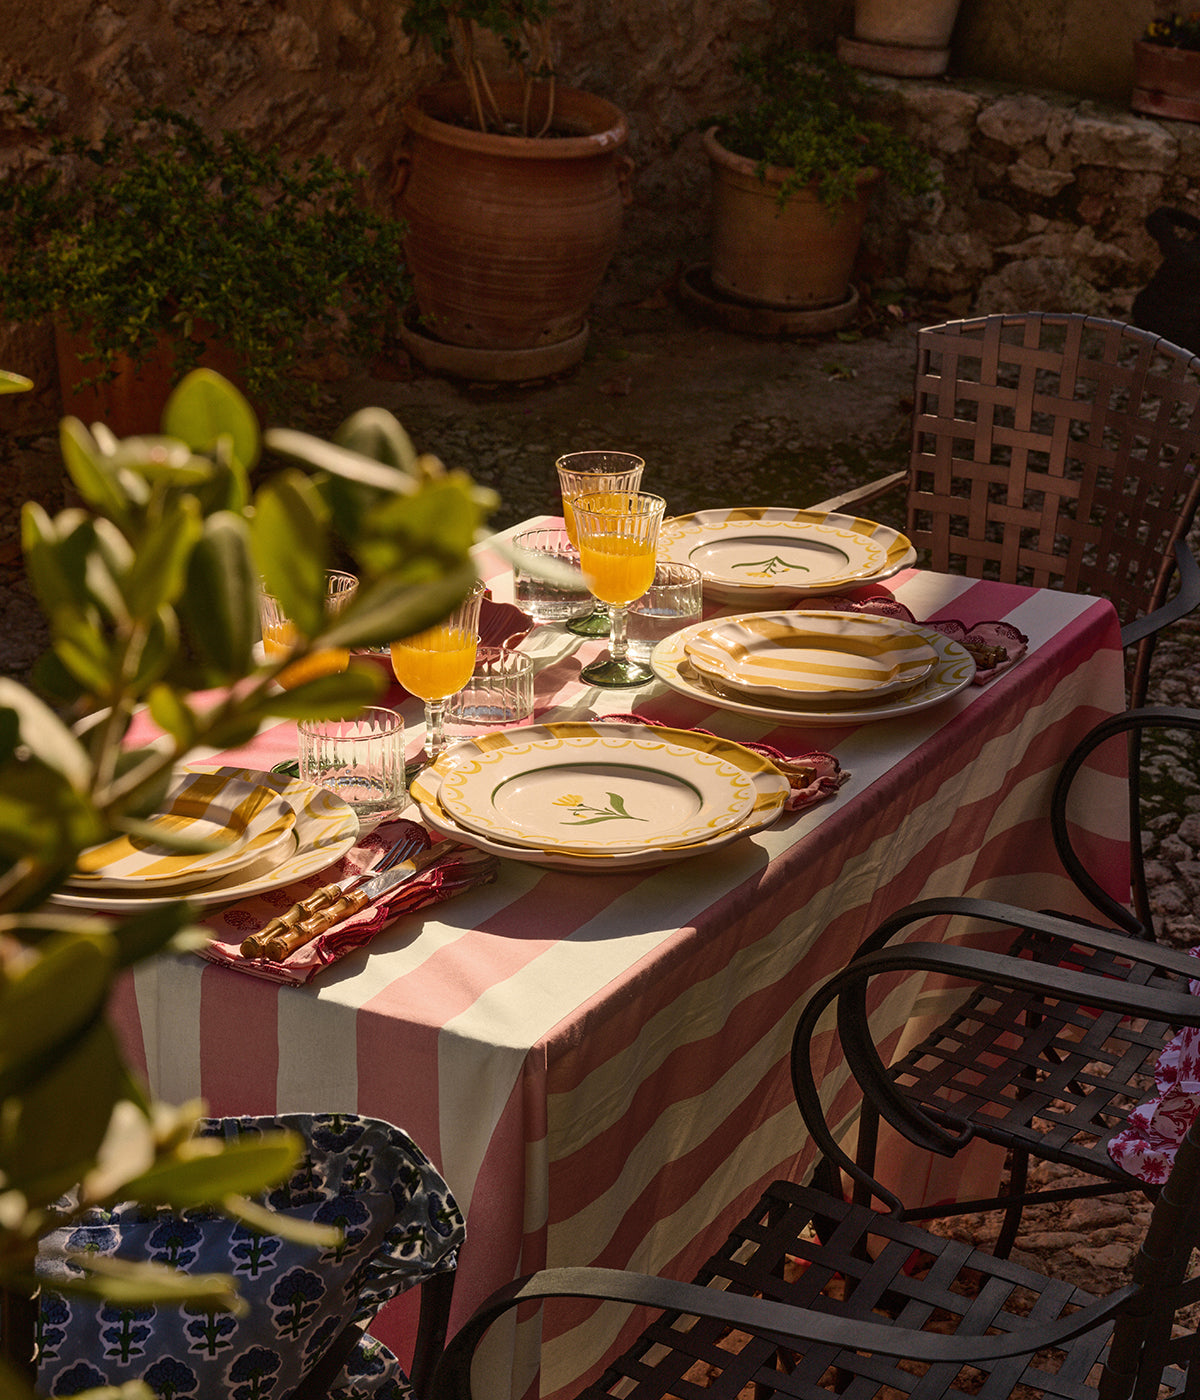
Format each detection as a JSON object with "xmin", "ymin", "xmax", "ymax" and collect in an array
[
  {"xmin": 265, "ymin": 426, "xmax": 416, "ymax": 495},
  {"xmin": 219, "ymin": 1193, "xmax": 342, "ymax": 1248},
  {"xmin": 320, "ymin": 564, "xmax": 480, "ymax": 649},
  {"xmin": 163, "ymin": 368, "xmax": 261, "ymax": 473},
  {"xmin": 260, "ymin": 663, "xmax": 384, "ymax": 719},
  {"xmin": 0, "ymin": 1014, "xmax": 126, "ymax": 1201},
  {"xmin": 146, "ymin": 684, "xmax": 199, "ymax": 749},
  {"xmin": 53, "ymin": 1253, "xmax": 243, "ymax": 1314},
  {"xmin": 250, "ymin": 471, "xmax": 329, "ymax": 634},
  {"xmin": 21, "ymin": 504, "xmax": 98, "ymax": 622},
  {"xmin": 59, "ymin": 418, "xmax": 128, "ymax": 521},
  {"xmin": 123, "ymin": 498, "xmax": 202, "ymax": 615},
  {"xmin": 0, "ymin": 678, "xmax": 92, "ymax": 788},
  {"xmin": 118, "ymin": 1133, "xmax": 303, "ymax": 1208},
  {"xmin": 0, "ymin": 370, "xmax": 33, "ymax": 394},
  {"xmin": 176, "ymin": 512, "xmax": 257, "ymax": 677},
  {"xmin": 333, "ymin": 407, "xmax": 419, "ymax": 474}
]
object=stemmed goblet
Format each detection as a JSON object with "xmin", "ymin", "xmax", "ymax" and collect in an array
[
  {"xmin": 389, "ymin": 581, "xmax": 485, "ymax": 767},
  {"xmin": 572, "ymin": 491, "xmax": 667, "ymax": 688},
  {"xmin": 555, "ymin": 451, "xmax": 645, "ymax": 636}
]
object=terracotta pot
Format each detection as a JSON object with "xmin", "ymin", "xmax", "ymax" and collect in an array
[
  {"xmin": 396, "ymin": 83, "xmax": 631, "ymax": 355},
  {"xmin": 837, "ymin": 0, "xmax": 960, "ymax": 76},
  {"xmin": 1132, "ymin": 40, "xmax": 1200, "ymax": 123},
  {"xmin": 703, "ymin": 129, "xmax": 880, "ymax": 310},
  {"xmin": 55, "ymin": 321, "xmax": 247, "ymax": 436}
]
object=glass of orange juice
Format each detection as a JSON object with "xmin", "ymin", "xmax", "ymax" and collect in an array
[
  {"xmin": 572, "ymin": 491, "xmax": 666, "ymax": 687},
  {"xmin": 259, "ymin": 571, "xmax": 358, "ymax": 689},
  {"xmin": 389, "ymin": 580, "xmax": 486, "ymax": 763},
  {"xmin": 555, "ymin": 451, "xmax": 644, "ymax": 637}
]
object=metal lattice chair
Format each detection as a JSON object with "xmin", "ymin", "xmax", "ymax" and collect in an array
[
  {"xmin": 812, "ymin": 312, "xmax": 1200, "ymax": 706},
  {"xmin": 430, "ymin": 945, "xmax": 1200, "ymax": 1400},
  {"xmin": 779, "ymin": 705, "xmax": 1200, "ymax": 1259}
]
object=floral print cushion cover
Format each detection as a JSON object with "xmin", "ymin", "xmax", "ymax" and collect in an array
[{"xmin": 36, "ymin": 1113, "xmax": 465, "ymax": 1400}]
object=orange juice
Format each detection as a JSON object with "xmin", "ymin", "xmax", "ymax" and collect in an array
[
  {"xmin": 562, "ymin": 496, "xmax": 579, "ymax": 547},
  {"xmin": 580, "ymin": 536, "xmax": 657, "ymax": 606},
  {"xmin": 262, "ymin": 620, "xmax": 349, "ymax": 689},
  {"xmin": 390, "ymin": 626, "xmax": 478, "ymax": 700}
]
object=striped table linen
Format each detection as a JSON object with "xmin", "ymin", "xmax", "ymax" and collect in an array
[{"xmin": 110, "ymin": 517, "xmax": 1129, "ymax": 1400}]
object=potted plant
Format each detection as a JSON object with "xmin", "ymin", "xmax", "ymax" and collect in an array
[
  {"xmin": 698, "ymin": 47, "xmax": 935, "ymax": 319},
  {"xmin": 0, "ymin": 100, "xmax": 411, "ymax": 432},
  {"xmin": 837, "ymin": 0, "xmax": 963, "ymax": 77},
  {"xmin": 0, "ymin": 367, "xmax": 491, "ymax": 1392},
  {"xmin": 395, "ymin": 0, "xmax": 632, "ymax": 381},
  {"xmin": 1132, "ymin": 12, "xmax": 1200, "ymax": 123}
]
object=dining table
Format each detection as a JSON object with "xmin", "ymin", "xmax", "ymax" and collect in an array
[{"xmin": 108, "ymin": 512, "xmax": 1130, "ymax": 1400}]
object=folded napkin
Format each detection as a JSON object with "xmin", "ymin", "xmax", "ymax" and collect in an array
[
  {"xmin": 1107, "ymin": 947, "xmax": 1200, "ymax": 1185},
  {"xmin": 199, "ymin": 818, "xmax": 500, "ymax": 985},
  {"xmin": 596, "ymin": 713, "xmax": 849, "ymax": 813},
  {"xmin": 793, "ymin": 594, "xmax": 1028, "ymax": 683}
]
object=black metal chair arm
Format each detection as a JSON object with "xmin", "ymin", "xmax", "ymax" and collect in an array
[
  {"xmin": 429, "ymin": 1265, "xmax": 1139, "ymax": 1400},
  {"xmin": 849, "ymin": 896, "xmax": 1200, "ymax": 979},
  {"xmin": 788, "ymin": 908, "xmax": 1200, "ymax": 1212},
  {"xmin": 1118, "ymin": 538, "xmax": 1200, "ymax": 649}
]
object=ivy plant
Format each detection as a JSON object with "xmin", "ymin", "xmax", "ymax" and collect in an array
[
  {"xmin": 0, "ymin": 98, "xmax": 410, "ymax": 417},
  {"xmin": 0, "ymin": 368, "xmax": 494, "ymax": 1396},
  {"xmin": 708, "ymin": 47, "xmax": 936, "ymax": 211}
]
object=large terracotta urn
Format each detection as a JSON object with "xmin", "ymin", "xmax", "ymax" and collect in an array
[
  {"xmin": 703, "ymin": 128, "xmax": 880, "ymax": 310},
  {"xmin": 396, "ymin": 82, "xmax": 631, "ymax": 378}
]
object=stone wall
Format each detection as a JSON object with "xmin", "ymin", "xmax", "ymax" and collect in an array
[{"xmin": 862, "ymin": 75, "xmax": 1200, "ymax": 322}]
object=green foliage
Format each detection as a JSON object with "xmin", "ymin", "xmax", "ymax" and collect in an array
[
  {"xmin": 0, "ymin": 368, "xmax": 495, "ymax": 1394},
  {"xmin": 1144, "ymin": 12, "xmax": 1200, "ymax": 48},
  {"xmin": 401, "ymin": 0, "xmax": 560, "ymax": 134},
  {"xmin": 709, "ymin": 48, "xmax": 936, "ymax": 210},
  {"xmin": 0, "ymin": 101, "xmax": 410, "ymax": 416}
]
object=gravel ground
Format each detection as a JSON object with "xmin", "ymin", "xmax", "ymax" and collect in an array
[{"xmin": 4, "ymin": 303, "xmax": 1200, "ymax": 1309}]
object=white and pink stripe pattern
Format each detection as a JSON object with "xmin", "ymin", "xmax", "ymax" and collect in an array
[{"xmin": 110, "ymin": 518, "xmax": 1128, "ymax": 1400}]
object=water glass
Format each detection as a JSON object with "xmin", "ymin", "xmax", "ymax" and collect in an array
[
  {"xmin": 445, "ymin": 647, "xmax": 536, "ymax": 733},
  {"xmin": 297, "ymin": 706, "xmax": 406, "ymax": 819},
  {"xmin": 627, "ymin": 562, "xmax": 704, "ymax": 664},
  {"xmin": 512, "ymin": 526, "xmax": 592, "ymax": 623}
]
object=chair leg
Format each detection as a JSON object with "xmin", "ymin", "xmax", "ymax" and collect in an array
[
  {"xmin": 410, "ymin": 1268, "xmax": 457, "ymax": 1399},
  {"xmin": 993, "ymin": 1149, "xmax": 1029, "ymax": 1259}
]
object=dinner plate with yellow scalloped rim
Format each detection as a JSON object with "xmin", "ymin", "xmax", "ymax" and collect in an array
[{"xmin": 656, "ymin": 506, "xmax": 917, "ymax": 604}]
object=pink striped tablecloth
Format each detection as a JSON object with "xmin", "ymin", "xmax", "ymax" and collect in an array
[{"xmin": 109, "ymin": 517, "xmax": 1129, "ymax": 1399}]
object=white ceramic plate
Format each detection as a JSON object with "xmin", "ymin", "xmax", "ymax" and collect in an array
[
  {"xmin": 49, "ymin": 767, "xmax": 359, "ymax": 913},
  {"xmin": 657, "ymin": 507, "xmax": 917, "ymax": 604},
  {"xmin": 683, "ymin": 611, "xmax": 938, "ymax": 702},
  {"xmin": 652, "ymin": 617, "xmax": 975, "ymax": 726},
  {"xmin": 438, "ymin": 733, "xmax": 758, "ymax": 854},
  {"xmin": 68, "ymin": 771, "xmax": 297, "ymax": 891},
  {"xmin": 410, "ymin": 721, "xmax": 790, "ymax": 872}
]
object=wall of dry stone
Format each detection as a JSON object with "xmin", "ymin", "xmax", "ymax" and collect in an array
[{"xmin": 862, "ymin": 75, "xmax": 1200, "ymax": 322}]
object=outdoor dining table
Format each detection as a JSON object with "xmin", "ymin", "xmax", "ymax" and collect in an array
[{"xmin": 110, "ymin": 514, "xmax": 1129, "ymax": 1400}]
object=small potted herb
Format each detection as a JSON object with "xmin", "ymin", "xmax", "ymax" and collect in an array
[
  {"xmin": 1133, "ymin": 12, "xmax": 1200, "ymax": 123},
  {"xmin": 0, "ymin": 100, "xmax": 410, "ymax": 429},
  {"xmin": 701, "ymin": 47, "xmax": 935, "ymax": 311}
]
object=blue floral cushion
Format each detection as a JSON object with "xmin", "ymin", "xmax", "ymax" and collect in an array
[{"xmin": 35, "ymin": 1113, "xmax": 465, "ymax": 1400}]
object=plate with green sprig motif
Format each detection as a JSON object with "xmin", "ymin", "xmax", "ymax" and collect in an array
[
  {"xmin": 436, "ymin": 730, "xmax": 758, "ymax": 855},
  {"xmin": 657, "ymin": 506, "xmax": 916, "ymax": 604}
]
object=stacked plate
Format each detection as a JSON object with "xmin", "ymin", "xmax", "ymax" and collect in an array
[
  {"xmin": 652, "ymin": 611, "xmax": 977, "ymax": 727},
  {"xmin": 52, "ymin": 767, "xmax": 360, "ymax": 914},
  {"xmin": 656, "ymin": 506, "xmax": 917, "ymax": 606},
  {"xmin": 409, "ymin": 721, "xmax": 791, "ymax": 872}
]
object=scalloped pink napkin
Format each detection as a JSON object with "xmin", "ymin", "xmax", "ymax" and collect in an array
[
  {"xmin": 596, "ymin": 713, "xmax": 849, "ymax": 813},
  {"xmin": 794, "ymin": 595, "xmax": 1027, "ymax": 683},
  {"xmin": 198, "ymin": 819, "xmax": 499, "ymax": 985}
]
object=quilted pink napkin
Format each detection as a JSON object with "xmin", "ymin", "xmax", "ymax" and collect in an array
[
  {"xmin": 793, "ymin": 594, "xmax": 1028, "ymax": 683},
  {"xmin": 596, "ymin": 713, "xmax": 850, "ymax": 813},
  {"xmin": 199, "ymin": 818, "xmax": 499, "ymax": 985}
]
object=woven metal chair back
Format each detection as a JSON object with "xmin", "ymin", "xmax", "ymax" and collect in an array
[{"xmin": 910, "ymin": 313, "xmax": 1200, "ymax": 621}]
